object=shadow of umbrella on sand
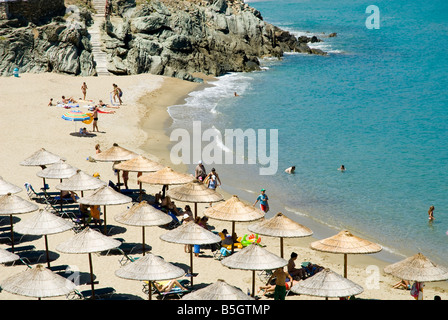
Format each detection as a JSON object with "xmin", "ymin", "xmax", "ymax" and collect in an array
[
  {"xmin": 182, "ymin": 279, "xmax": 255, "ymax": 300},
  {"xmin": 310, "ymin": 230, "xmax": 382, "ymax": 278},
  {"xmin": 113, "ymin": 155, "xmax": 164, "ymax": 201},
  {"xmin": 14, "ymin": 209, "xmax": 74, "ymax": 268},
  {"xmin": 0, "ymin": 264, "xmax": 77, "ymax": 300},
  {"xmin": 168, "ymin": 180, "xmax": 224, "ymax": 219},
  {"xmin": 0, "ymin": 193, "xmax": 39, "ymax": 252},
  {"xmin": 290, "ymin": 268, "xmax": 364, "ymax": 300},
  {"xmin": 247, "ymin": 212, "xmax": 313, "ymax": 258},
  {"xmin": 221, "ymin": 243, "xmax": 288, "ymax": 297},
  {"xmin": 204, "ymin": 195, "xmax": 264, "ymax": 253},
  {"xmin": 77, "ymin": 185, "xmax": 132, "ymax": 235},
  {"xmin": 0, "ymin": 176, "xmax": 22, "ymax": 195},
  {"xmin": 160, "ymin": 220, "xmax": 221, "ymax": 286},
  {"xmin": 115, "ymin": 253, "xmax": 185, "ymax": 300},
  {"xmin": 56, "ymin": 227, "xmax": 121, "ymax": 299},
  {"xmin": 114, "ymin": 201, "xmax": 172, "ymax": 256}
]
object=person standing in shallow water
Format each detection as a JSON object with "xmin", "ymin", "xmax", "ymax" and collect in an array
[{"xmin": 428, "ymin": 206, "xmax": 435, "ymax": 221}]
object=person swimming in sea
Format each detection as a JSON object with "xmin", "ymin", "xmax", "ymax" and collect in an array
[{"xmin": 338, "ymin": 165, "xmax": 346, "ymax": 172}]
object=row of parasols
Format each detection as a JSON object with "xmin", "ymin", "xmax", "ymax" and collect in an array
[{"xmin": 1, "ymin": 145, "xmax": 448, "ymax": 300}]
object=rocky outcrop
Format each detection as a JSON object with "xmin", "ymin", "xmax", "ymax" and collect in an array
[
  {"xmin": 102, "ymin": 0, "xmax": 326, "ymax": 81},
  {"xmin": 0, "ymin": 6, "xmax": 95, "ymax": 76},
  {"xmin": 0, "ymin": 0, "xmax": 326, "ymax": 79}
]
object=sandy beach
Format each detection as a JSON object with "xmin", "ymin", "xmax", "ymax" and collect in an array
[{"xmin": 0, "ymin": 72, "xmax": 447, "ymax": 301}]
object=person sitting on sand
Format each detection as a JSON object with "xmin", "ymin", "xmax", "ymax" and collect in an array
[
  {"xmin": 61, "ymin": 96, "xmax": 77, "ymax": 104},
  {"xmin": 95, "ymin": 144, "xmax": 101, "ymax": 154},
  {"xmin": 48, "ymin": 98, "xmax": 53, "ymax": 106},
  {"xmin": 287, "ymin": 252, "xmax": 307, "ymax": 280},
  {"xmin": 393, "ymin": 279, "xmax": 411, "ymax": 290}
]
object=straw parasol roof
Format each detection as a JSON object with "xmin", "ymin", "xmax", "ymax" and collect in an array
[
  {"xmin": 247, "ymin": 212, "xmax": 313, "ymax": 258},
  {"xmin": 160, "ymin": 221, "xmax": 221, "ymax": 286},
  {"xmin": 384, "ymin": 253, "xmax": 448, "ymax": 282},
  {"xmin": 182, "ymin": 279, "xmax": 254, "ymax": 300},
  {"xmin": 55, "ymin": 169, "xmax": 107, "ymax": 193},
  {"xmin": 0, "ymin": 176, "xmax": 22, "ymax": 195},
  {"xmin": 138, "ymin": 167, "xmax": 195, "ymax": 186},
  {"xmin": 0, "ymin": 193, "xmax": 39, "ymax": 252},
  {"xmin": 204, "ymin": 195, "xmax": 264, "ymax": 252},
  {"xmin": 114, "ymin": 201, "xmax": 172, "ymax": 255},
  {"xmin": 20, "ymin": 148, "xmax": 61, "ymax": 167},
  {"xmin": 221, "ymin": 243, "xmax": 288, "ymax": 297},
  {"xmin": 310, "ymin": 230, "xmax": 382, "ymax": 278},
  {"xmin": 0, "ymin": 247, "xmax": 20, "ymax": 264},
  {"xmin": 92, "ymin": 143, "xmax": 138, "ymax": 162},
  {"xmin": 36, "ymin": 160, "xmax": 78, "ymax": 180},
  {"xmin": 56, "ymin": 227, "xmax": 121, "ymax": 299},
  {"xmin": 14, "ymin": 209, "xmax": 74, "ymax": 267},
  {"xmin": 168, "ymin": 180, "xmax": 224, "ymax": 219},
  {"xmin": 0, "ymin": 264, "xmax": 77, "ymax": 300},
  {"xmin": 113, "ymin": 155, "xmax": 164, "ymax": 173},
  {"xmin": 115, "ymin": 253, "xmax": 185, "ymax": 300},
  {"xmin": 290, "ymin": 268, "xmax": 364, "ymax": 299},
  {"xmin": 77, "ymin": 185, "xmax": 132, "ymax": 234}
]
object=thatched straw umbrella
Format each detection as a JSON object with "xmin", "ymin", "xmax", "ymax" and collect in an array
[
  {"xmin": 160, "ymin": 221, "xmax": 221, "ymax": 286},
  {"xmin": 115, "ymin": 253, "xmax": 185, "ymax": 300},
  {"xmin": 0, "ymin": 264, "xmax": 77, "ymax": 300},
  {"xmin": 290, "ymin": 268, "xmax": 364, "ymax": 299},
  {"xmin": 0, "ymin": 193, "xmax": 39, "ymax": 252},
  {"xmin": 0, "ymin": 247, "xmax": 20, "ymax": 265},
  {"xmin": 92, "ymin": 143, "xmax": 138, "ymax": 190},
  {"xmin": 138, "ymin": 166, "xmax": 195, "ymax": 199},
  {"xmin": 310, "ymin": 230, "xmax": 382, "ymax": 278},
  {"xmin": 168, "ymin": 180, "xmax": 224, "ymax": 219},
  {"xmin": 384, "ymin": 253, "xmax": 448, "ymax": 283},
  {"xmin": 77, "ymin": 185, "xmax": 132, "ymax": 234},
  {"xmin": 182, "ymin": 279, "xmax": 254, "ymax": 300},
  {"xmin": 221, "ymin": 243, "xmax": 288, "ymax": 297},
  {"xmin": 114, "ymin": 201, "xmax": 172, "ymax": 255},
  {"xmin": 248, "ymin": 212, "xmax": 313, "ymax": 258},
  {"xmin": 113, "ymin": 155, "xmax": 164, "ymax": 201},
  {"xmin": 14, "ymin": 209, "xmax": 74, "ymax": 268},
  {"xmin": 204, "ymin": 195, "xmax": 264, "ymax": 253},
  {"xmin": 36, "ymin": 160, "xmax": 78, "ymax": 211},
  {"xmin": 0, "ymin": 176, "xmax": 22, "ymax": 195},
  {"xmin": 55, "ymin": 169, "xmax": 107, "ymax": 197},
  {"xmin": 20, "ymin": 148, "xmax": 62, "ymax": 189},
  {"xmin": 56, "ymin": 227, "xmax": 121, "ymax": 299}
]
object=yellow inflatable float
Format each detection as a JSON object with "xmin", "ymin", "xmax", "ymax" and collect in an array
[{"xmin": 82, "ymin": 112, "xmax": 93, "ymax": 124}]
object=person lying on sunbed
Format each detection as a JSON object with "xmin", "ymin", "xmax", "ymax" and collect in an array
[{"xmin": 153, "ymin": 280, "xmax": 188, "ymax": 293}]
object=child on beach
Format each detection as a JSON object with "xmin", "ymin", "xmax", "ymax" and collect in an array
[{"xmin": 253, "ymin": 189, "xmax": 269, "ymax": 213}]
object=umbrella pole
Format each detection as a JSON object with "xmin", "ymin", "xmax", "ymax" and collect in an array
[
  {"xmin": 344, "ymin": 254, "xmax": 347, "ymax": 278},
  {"xmin": 231, "ymin": 221, "xmax": 235, "ymax": 253},
  {"xmin": 88, "ymin": 253, "xmax": 96, "ymax": 299},
  {"xmin": 139, "ymin": 182, "xmax": 142, "ymax": 202},
  {"xmin": 190, "ymin": 250, "xmax": 194, "ymax": 287},
  {"xmin": 9, "ymin": 214, "xmax": 14, "ymax": 252},
  {"xmin": 149, "ymin": 280, "xmax": 152, "ymax": 300},
  {"xmin": 252, "ymin": 270, "xmax": 255, "ymax": 297},
  {"xmin": 280, "ymin": 238, "xmax": 284, "ymax": 258},
  {"xmin": 103, "ymin": 205, "xmax": 107, "ymax": 234},
  {"xmin": 44, "ymin": 235, "xmax": 50, "ymax": 268},
  {"xmin": 142, "ymin": 226, "xmax": 146, "ymax": 256},
  {"xmin": 194, "ymin": 203, "xmax": 198, "ymax": 219},
  {"xmin": 117, "ymin": 169, "xmax": 121, "ymax": 190}
]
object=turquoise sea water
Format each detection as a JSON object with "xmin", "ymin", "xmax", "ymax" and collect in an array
[{"xmin": 167, "ymin": 0, "xmax": 448, "ymax": 266}]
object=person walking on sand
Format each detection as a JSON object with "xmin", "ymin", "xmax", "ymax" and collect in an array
[
  {"xmin": 92, "ymin": 105, "xmax": 99, "ymax": 132},
  {"xmin": 253, "ymin": 188, "xmax": 269, "ymax": 213},
  {"xmin": 81, "ymin": 82, "xmax": 88, "ymax": 100},
  {"xmin": 428, "ymin": 206, "xmax": 435, "ymax": 221},
  {"xmin": 195, "ymin": 161, "xmax": 207, "ymax": 182},
  {"xmin": 112, "ymin": 83, "xmax": 123, "ymax": 105}
]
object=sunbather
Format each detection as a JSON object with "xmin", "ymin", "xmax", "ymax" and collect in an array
[{"xmin": 153, "ymin": 279, "xmax": 188, "ymax": 293}]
